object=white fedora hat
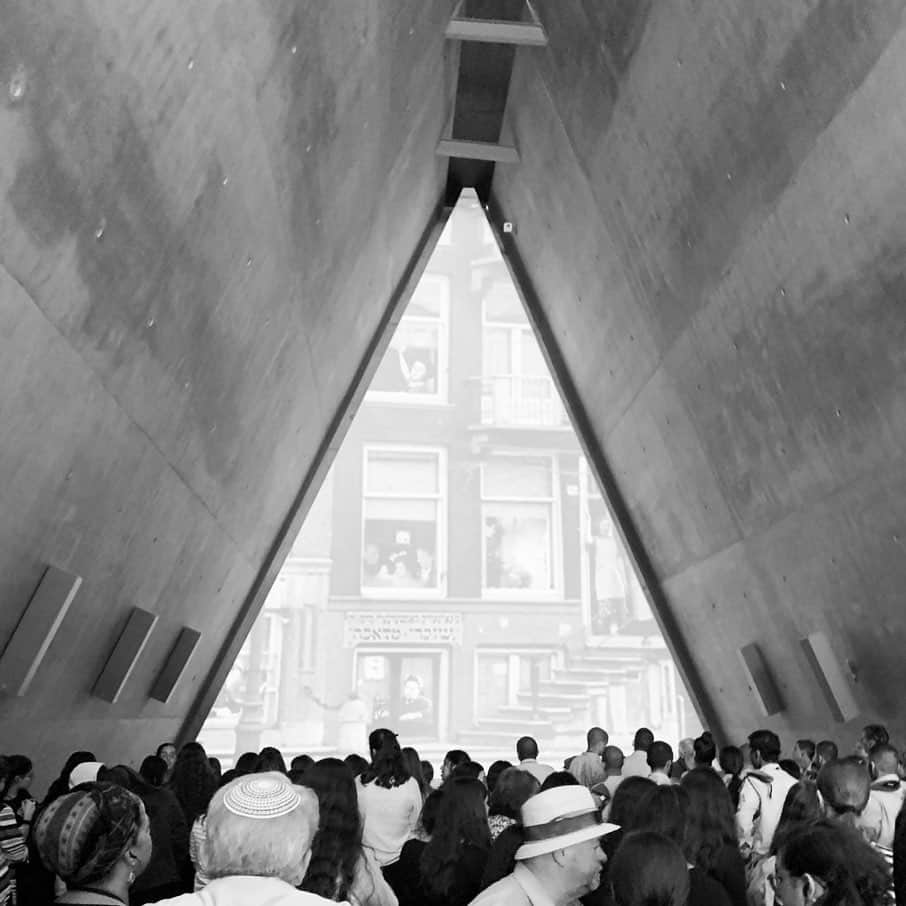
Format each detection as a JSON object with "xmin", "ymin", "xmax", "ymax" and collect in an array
[{"xmin": 514, "ymin": 786, "xmax": 619, "ymax": 860}]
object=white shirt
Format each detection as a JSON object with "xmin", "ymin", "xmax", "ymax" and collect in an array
[
  {"xmin": 356, "ymin": 776, "xmax": 423, "ymax": 866},
  {"xmin": 515, "ymin": 759, "xmax": 556, "ymax": 784},
  {"xmin": 150, "ymin": 875, "xmax": 344, "ymax": 906},
  {"xmin": 736, "ymin": 763, "xmax": 798, "ymax": 855},
  {"xmin": 622, "ymin": 750, "xmax": 650, "ymax": 778},
  {"xmin": 469, "ymin": 863, "xmax": 557, "ymax": 906},
  {"xmin": 568, "ymin": 752, "xmax": 606, "ymax": 788},
  {"xmin": 650, "ymin": 770, "xmax": 673, "ymax": 785},
  {"xmin": 869, "ymin": 774, "xmax": 905, "ymax": 848}
]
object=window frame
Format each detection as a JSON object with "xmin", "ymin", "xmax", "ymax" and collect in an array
[
  {"xmin": 366, "ymin": 274, "xmax": 451, "ymax": 405},
  {"xmin": 480, "ymin": 451, "xmax": 562, "ymax": 600},
  {"xmin": 360, "ymin": 443, "xmax": 447, "ymax": 599}
]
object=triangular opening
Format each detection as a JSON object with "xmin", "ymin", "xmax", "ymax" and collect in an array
[{"xmin": 200, "ymin": 190, "xmax": 701, "ymax": 765}]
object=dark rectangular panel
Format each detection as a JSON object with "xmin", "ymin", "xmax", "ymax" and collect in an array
[
  {"xmin": 738, "ymin": 643, "xmax": 784, "ymax": 716},
  {"xmin": 0, "ymin": 566, "xmax": 82, "ymax": 696},
  {"xmin": 93, "ymin": 608, "xmax": 158, "ymax": 703},
  {"xmin": 150, "ymin": 628, "xmax": 201, "ymax": 703},
  {"xmin": 800, "ymin": 632, "xmax": 859, "ymax": 723}
]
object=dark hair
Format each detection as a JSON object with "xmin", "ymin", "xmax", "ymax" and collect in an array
[
  {"xmin": 609, "ymin": 831, "xmax": 690, "ymax": 906},
  {"xmin": 540, "ymin": 771, "xmax": 580, "ymax": 791},
  {"xmin": 156, "ymin": 742, "xmax": 176, "ymax": 757},
  {"xmin": 362, "ymin": 729, "xmax": 410, "ymax": 789},
  {"xmin": 862, "ymin": 725, "xmax": 889, "ymax": 750},
  {"xmin": 587, "ymin": 727, "xmax": 609, "ymax": 747},
  {"xmin": 139, "ymin": 755, "xmax": 167, "ymax": 787},
  {"xmin": 489, "ymin": 767, "xmax": 539, "ymax": 818},
  {"xmin": 103, "ymin": 765, "xmax": 156, "ymax": 800},
  {"xmin": 796, "ymin": 739, "xmax": 816, "ymax": 761},
  {"xmin": 718, "ymin": 746, "xmax": 743, "ymax": 776},
  {"xmin": 443, "ymin": 750, "xmax": 470, "ymax": 772},
  {"xmin": 633, "ymin": 728, "xmax": 654, "ymax": 751},
  {"xmin": 419, "ymin": 788, "xmax": 444, "ymax": 836},
  {"xmin": 681, "ymin": 767, "xmax": 736, "ymax": 871},
  {"xmin": 648, "ymin": 741, "xmax": 673, "ymax": 771},
  {"xmin": 402, "ymin": 747, "xmax": 429, "ymax": 797},
  {"xmin": 779, "ymin": 759, "xmax": 802, "ymax": 780},
  {"xmin": 45, "ymin": 751, "xmax": 97, "ymax": 804},
  {"xmin": 604, "ymin": 746, "xmax": 624, "ymax": 771},
  {"xmin": 169, "ymin": 742, "xmax": 217, "ymax": 823},
  {"xmin": 419, "ymin": 779, "xmax": 490, "ymax": 899},
  {"xmin": 609, "ymin": 777, "xmax": 656, "ymax": 827},
  {"xmin": 234, "ymin": 752, "xmax": 259, "ymax": 775},
  {"xmin": 300, "ymin": 758, "xmax": 361, "ymax": 902},
  {"xmin": 778, "ymin": 819, "xmax": 893, "ymax": 905},
  {"xmin": 420, "ymin": 760, "xmax": 434, "ymax": 786},
  {"xmin": 292, "ymin": 754, "xmax": 315, "ymax": 775},
  {"xmin": 693, "ymin": 734, "xmax": 716, "ymax": 766},
  {"xmin": 1, "ymin": 755, "xmax": 32, "ymax": 798},
  {"xmin": 748, "ymin": 730, "xmax": 781, "ymax": 763},
  {"xmin": 451, "ymin": 761, "xmax": 483, "ymax": 781},
  {"xmin": 486, "ymin": 760, "xmax": 512, "ymax": 794},
  {"xmin": 208, "ymin": 757, "xmax": 221, "ymax": 784},
  {"xmin": 817, "ymin": 740, "xmax": 839, "ymax": 764},
  {"xmin": 770, "ymin": 781, "xmax": 821, "ymax": 856},
  {"xmin": 516, "ymin": 737, "xmax": 539, "ymax": 761},
  {"xmin": 344, "ymin": 754, "xmax": 368, "ymax": 778},
  {"xmin": 627, "ymin": 785, "xmax": 690, "ymax": 858},
  {"xmin": 256, "ymin": 747, "xmax": 287, "ymax": 774}
]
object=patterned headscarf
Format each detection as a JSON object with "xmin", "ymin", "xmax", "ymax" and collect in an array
[{"xmin": 34, "ymin": 782, "xmax": 142, "ymax": 885}]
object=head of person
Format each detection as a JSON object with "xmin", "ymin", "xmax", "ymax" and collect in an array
[
  {"xmin": 677, "ymin": 738, "xmax": 695, "ymax": 771},
  {"xmin": 609, "ymin": 777, "xmax": 656, "ymax": 828},
  {"xmin": 203, "ymin": 773, "xmax": 319, "ymax": 886},
  {"xmin": 234, "ymin": 751, "xmax": 259, "ymax": 776},
  {"xmin": 402, "ymin": 675, "xmax": 422, "ymax": 702},
  {"xmin": 298, "ymin": 758, "xmax": 360, "ymax": 902},
  {"xmin": 633, "ymin": 727, "xmax": 654, "ymax": 753},
  {"xmin": 34, "ymin": 783, "xmax": 152, "ymax": 894},
  {"xmin": 102, "ymin": 765, "xmax": 155, "ymax": 800},
  {"xmin": 1, "ymin": 755, "xmax": 33, "ymax": 797},
  {"xmin": 288, "ymin": 754, "xmax": 313, "ymax": 777},
  {"xmin": 441, "ymin": 748, "xmax": 470, "ymax": 781},
  {"xmin": 420, "ymin": 759, "xmax": 435, "ymax": 787},
  {"xmin": 774, "ymin": 819, "xmax": 892, "ymax": 906},
  {"xmin": 647, "ymin": 741, "xmax": 674, "ymax": 774},
  {"xmin": 517, "ymin": 736, "xmax": 540, "ymax": 762},
  {"xmin": 486, "ymin": 759, "xmax": 513, "ymax": 794},
  {"xmin": 363, "ymin": 728, "xmax": 409, "ymax": 789},
  {"xmin": 256, "ymin": 747, "xmax": 287, "ymax": 775},
  {"xmin": 719, "ymin": 745, "xmax": 743, "ymax": 777},
  {"xmin": 856, "ymin": 724, "xmax": 888, "ymax": 760},
  {"xmin": 816, "ymin": 757, "xmax": 874, "ymax": 840},
  {"xmin": 156, "ymin": 742, "xmax": 177, "ymax": 771},
  {"xmin": 139, "ymin": 755, "xmax": 167, "ymax": 787},
  {"xmin": 770, "ymin": 781, "xmax": 822, "ymax": 856},
  {"xmin": 343, "ymin": 754, "xmax": 368, "ymax": 778},
  {"xmin": 604, "ymin": 746, "xmax": 624, "ymax": 773},
  {"xmin": 693, "ymin": 733, "xmax": 716, "ymax": 767},
  {"xmin": 53, "ymin": 752, "xmax": 97, "ymax": 792},
  {"xmin": 626, "ymin": 784, "xmax": 690, "ymax": 858},
  {"xmin": 451, "ymin": 761, "xmax": 484, "ymax": 782},
  {"xmin": 401, "ymin": 746, "xmax": 428, "ymax": 793},
  {"xmin": 681, "ymin": 766, "xmax": 736, "ymax": 870},
  {"xmin": 779, "ymin": 759, "xmax": 802, "ymax": 780},
  {"xmin": 608, "ymin": 831, "xmax": 690, "ymax": 906},
  {"xmin": 793, "ymin": 739, "xmax": 816, "ymax": 772},
  {"xmin": 869, "ymin": 743, "xmax": 899, "ymax": 780},
  {"xmin": 815, "ymin": 740, "xmax": 838, "ymax": 769},
  {"xmin": 170, "ymin": 741, "xmax": 217, "ymax": 822},
  {"xmin": 69, "ymin": 761, "xmax": 107, "ymax": 790},
  {"xmin": 587, "ymin": 727, "xmax": 609, "ymax": 755},
  {"xmin": 541, "ymin": 771, "xmax": 581, "ymax": 792},
  {"xmin": 420, "ymin": 778, "xmax": 490, "ymax": 898},
  {"xmin": 489, "ymin": 767, "xmax": 540, "ymax": 819},
  {"xmin": 749, "ymin": 729, "xmax": 782, "ymax": 768},
  {"xmin": 208, "ymin": 757, "xmax": 222, "ymax": 785},
  {"xmin": 419, "ymin": 788, "xmax": 444, "ymax": 837},
  {"xmin": 516, "ymin": 786, "xmax": 618, "ymax": 900}
]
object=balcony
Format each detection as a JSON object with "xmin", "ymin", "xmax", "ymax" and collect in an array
[{"xmin": 469, "ymin": 375, "xmax": 570, "ymax": 429}]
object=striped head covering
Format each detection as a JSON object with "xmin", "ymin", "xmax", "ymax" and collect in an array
[{"xmin": 33, "ymin": 783, "xmax": 142, "ymax": 885}]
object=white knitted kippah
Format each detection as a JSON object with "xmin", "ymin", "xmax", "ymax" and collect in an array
[{"xmin": 223, "ymin": 775, "xmax": 301, "ymax": 819}]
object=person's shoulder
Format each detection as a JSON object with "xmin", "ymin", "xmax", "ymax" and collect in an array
[{"xmin": 468, "ymin": 873, "xmax": 522, "ymax": 906}]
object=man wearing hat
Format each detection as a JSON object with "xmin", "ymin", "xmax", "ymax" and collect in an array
[{"xmin": 469, "ymin": 786, "xmax": 618, "ymax": 906}]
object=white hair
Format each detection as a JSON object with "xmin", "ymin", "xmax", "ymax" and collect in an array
[{"xmin": 204, "ymin": 774, "xmax": 318, "ymax": 885}]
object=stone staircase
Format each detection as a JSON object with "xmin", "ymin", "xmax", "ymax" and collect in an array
[{"xmin": 457, "ymin": 643, "xmax": 650, "ymax": 746}]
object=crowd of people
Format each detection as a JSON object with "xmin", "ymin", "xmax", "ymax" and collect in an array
[{"xmin": 0, "ymin": 721, "xmax": 904, "ymax": 906}]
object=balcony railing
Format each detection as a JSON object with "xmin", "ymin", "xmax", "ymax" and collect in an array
[{"xmin": 471, "ymin": 375, "xmax": 570, "ymax": 429}]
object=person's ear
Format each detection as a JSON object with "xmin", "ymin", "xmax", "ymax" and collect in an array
[
  {"xmin": 551, "ymin": 848, "xmax": 567, "ymax": 868},
  {"xmin": 802, "ymin": 872, "xmax": 825, "ymax": 905}
]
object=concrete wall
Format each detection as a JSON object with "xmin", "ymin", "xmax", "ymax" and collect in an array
[
  {"xmin": 0, "ymin": 0, "xmax": 454, "ymax": 786},
  {"xmin": 492, "ymin": 0, "xmax": 906, "ymax": 746}
]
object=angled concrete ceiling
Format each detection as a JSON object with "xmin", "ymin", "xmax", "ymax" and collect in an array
[{"xmin": 1, "ymin": 0, "xmax": 905, "ymax": 774}]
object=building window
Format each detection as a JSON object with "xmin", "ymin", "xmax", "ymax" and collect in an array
[
  {"xmin": 480, "ymin": 282, "xmax": 567, "ymax": 427},
  {"xmin": 482, "ymin": 454, "xmax": 558, "ymax": 595},
  {"xmin": 368, "ymin": 275, "xmax": 449, "ymax": 402},
  {"xmin": 362, "ymin": 447, "xmax": 445, "ymax": 595},
  {"xmin": 474, "ymin": 650, "xmax": 553, "ymax": 719}
]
